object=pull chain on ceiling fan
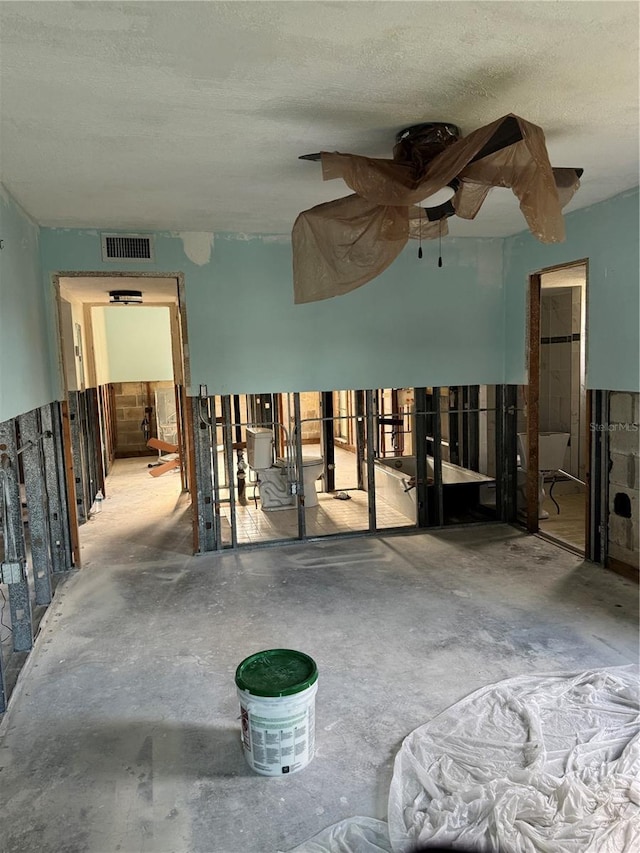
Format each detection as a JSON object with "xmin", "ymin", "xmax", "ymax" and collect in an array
[{"xmin": 292, "ymin": 113, "xmax": 582, "ymax": 304}]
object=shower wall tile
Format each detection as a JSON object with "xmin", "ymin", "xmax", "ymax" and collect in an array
[
  {"xmin": 548, "ymin": 369, "xmax": 568, "ymax": 401},
  {"xmin": 559, "ymin": 395, "xmax": 572, "ymax": 432},
  {"xmin": 547, "ymin": 395, "xmax": 562, "ymax": 429},
  {"xmin": 540, "ymin": 343, "xmax": 550, "ymax": 371},
  {"xmin": 540, "ymin": 301, "xmax": 551, "ymax": 336},
  {"xmin": 548, "ymin": 292, "xmax": 572, "ymax": 337},
  {"xmin": 571, "ymin": 288, "xmax": 582, "ymax": 332},
  {"xmin": 550, "ymin": 341, "xmax": 571, "ymax": 371}
]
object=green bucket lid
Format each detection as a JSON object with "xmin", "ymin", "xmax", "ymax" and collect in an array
[{"xmin": 235, "ymin": 649, "xmax": 318, "ymax": 697}]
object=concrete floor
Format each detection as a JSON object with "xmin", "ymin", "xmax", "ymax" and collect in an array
[{"xmin": 0, "ymin": 461, "xmax": 637, "ymax": 853}]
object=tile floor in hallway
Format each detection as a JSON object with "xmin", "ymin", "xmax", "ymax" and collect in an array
[
  {"xmin": 539, "ymin": 489, "xmax": 587, "ymax": 552},
  {"xmin": 1, "ymin": 456, "xmax": 637, "ymax": 853}
]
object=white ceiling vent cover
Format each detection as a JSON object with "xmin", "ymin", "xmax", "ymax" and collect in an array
[{"xmin": 101, "ymin": 233, "xmax": 154, "ymax": 262}]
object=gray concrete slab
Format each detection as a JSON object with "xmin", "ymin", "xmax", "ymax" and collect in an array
[{"xmin": 0, "ymin": 464, "xmax": 637, "ymax": 853}]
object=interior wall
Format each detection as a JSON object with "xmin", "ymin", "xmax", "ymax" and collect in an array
[
  {"xmin": 58, "ymin": 291, "xmax": 91, "ymax": 391},
  {"xmin": 503, "ymin": 187, "xmax": 640, "ymax": 391},
  {"xmin": 59, "ymin": 299, "xmax": 81, "ymax": 392},
  {"xmin": 0, "ymin": 185, "xmax": 53, "ymax": 422},
  {"xmin": 99, "ymin": 306, "xmax": 173, "ymax": 383},
  {"xmin": 39, "ymin": 228, "xmax": 505, "ymax": 396},
  {"xmin": 36, "ymin": 187, "xmax": 640, "ymax": 400},
  {"xmin": 90, "ymin": 306, "xmax": 110, "ymax": 386}
]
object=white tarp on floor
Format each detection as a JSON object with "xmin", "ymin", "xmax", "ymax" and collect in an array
[{"xmin": 287, "ymin": 666, "xmax": 640, "ymax": 853}]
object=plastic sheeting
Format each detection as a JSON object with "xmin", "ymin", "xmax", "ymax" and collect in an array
[
  {"xmin": 286, "ymin": 666, "xmax": 640, "ymax": 853},
  {"xmin": 285, "ymin": 817, "xmax": 392, "ymax": 853},
  {"xmin": 292, "ymin": 114, "xmax": 581, "ymax": 304}
]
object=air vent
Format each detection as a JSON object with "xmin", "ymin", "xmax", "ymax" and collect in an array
[{"xmin": 101, "ymin": 233, "xmax": 154, "ymax": 262}]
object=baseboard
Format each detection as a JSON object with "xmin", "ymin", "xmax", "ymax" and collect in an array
[{"xmin": 606, "ymin": 556, "xmax": 639, "ymax": 584}]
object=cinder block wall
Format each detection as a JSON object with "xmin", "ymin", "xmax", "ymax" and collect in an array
[
  {"xmin": 608, "ymin": 392, "xmax": 639, "ymax": 570},
  {"xmin": 299, "ymin": 392, "xmax": 321, "ymax": 444},
  {"xmin": 114, "ymin": 381, "xmax": 159, "ymax": 458}
]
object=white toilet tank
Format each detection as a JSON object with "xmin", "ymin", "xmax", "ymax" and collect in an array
[{"xmin": 246, "ymin": 427, "xmax": 274, "ymax": 470}]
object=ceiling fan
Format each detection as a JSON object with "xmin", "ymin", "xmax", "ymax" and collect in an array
[{"xmin": 292, "ymin": 114, "xmax": 582, "ymax": 304}]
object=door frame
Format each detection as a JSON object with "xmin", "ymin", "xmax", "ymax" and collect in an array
[
  {"xmin": 526, "ymin": 259, "xmax": 592, "ymax": 555},
  {"xmin": 52, "ymin": 271, "xmax": 197, "ymax": 558}
]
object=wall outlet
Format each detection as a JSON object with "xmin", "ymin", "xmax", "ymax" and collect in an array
[{"xmin": 1, "ymin": 559, "xmax": 26, "ymax": 585}]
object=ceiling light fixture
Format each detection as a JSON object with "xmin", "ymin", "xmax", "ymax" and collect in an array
[{"xmin": 109, "ymin": 289, "xmax": 143, "ymax": 305}]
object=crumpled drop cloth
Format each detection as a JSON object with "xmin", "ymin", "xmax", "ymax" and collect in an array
[
  {"xmin": 285, "ymin": 817, "xmax": 392, "ymax": 853},
  {"xmin": 287, "ymin": 666, "xmax": 640, "ymax": 853}
]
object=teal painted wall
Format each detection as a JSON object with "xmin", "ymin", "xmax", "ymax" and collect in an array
[
  {"xmin": 40, "ymin": 229, "xmax": 505, "ymax": 395},
  {"xmin": 102, "ymin": 306, "xmax": 173, "ymax": 383},
  {"xmin": 0, "ymin": 186, "xmax": 54, "ymax": 422},
  {"xmin": 503, "ymin": 187, "xmax": 640, "ymax": 391}
]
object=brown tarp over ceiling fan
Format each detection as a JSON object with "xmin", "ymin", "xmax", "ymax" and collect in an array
[{"xmin": 292, "ymin": 114, "xmax": 582, "ymax": 304}]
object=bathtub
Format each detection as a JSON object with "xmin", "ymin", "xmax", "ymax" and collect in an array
[{"xmin": 368, "ymin": 455, "xmax": 495, "ymax": 522}]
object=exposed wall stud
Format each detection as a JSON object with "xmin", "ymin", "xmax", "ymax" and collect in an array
[
  {"xmin": 432, "ymin": 388, "xmax": 446, "ymax": 525},
  {"xmin": 17, "ymin": 409, "xmax": 53, "ymax": 605},
  {"xmin": 365, "ymin": 390, "xmax": 377, "ymax": 532},
  {"xmin": 0, "ymin": 419, "xmax": 33, "ymax": 652},
  {"xmin": 293, "ymin": 393, "xmax": 306, "ymax": 540},
  {"xmin": 192, "ymin": 397, "xmax": 216, "ymax": 553},
  {"xmin": 41, "ymin": 403, "xmax": 73, "ymax": 571},
  {"xmin": 495, "ymin": 385, "xmax": 518, "ymax": 522},
  {"xmin": 67, "ymin": 392, "xmax": 87, "ymax": 524},
  {"xmin": 221, "ymin": 396, "xmax": 238, "ymax": 549},
  {"xmin": 414, "ymin": 387, "xmax": 431, "ymax": 527},
  {"xmin": 321, "ymin": 392, "xmax": 336, "ymax": 493},
  {"xmin": 589, "ymin": 390, "xmax": 608, "ymax": 565}
]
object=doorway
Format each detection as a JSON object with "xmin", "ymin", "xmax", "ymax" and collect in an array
[
  {"xmin": 53, "ymin": 274, "xmax": 195, "ymax": 562},
  {"xmin": 521, "ymin": 261, "xmax": 589, "ymax": 554}
]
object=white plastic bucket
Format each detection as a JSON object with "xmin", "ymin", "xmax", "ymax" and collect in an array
[{"xmin": 235, "ymin": 649, "xmax": 318, "ymax": 776}]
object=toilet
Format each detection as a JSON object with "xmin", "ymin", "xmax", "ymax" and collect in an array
[
  {"xmin": 295, "ymin": 456, "xmax": 324, "ymax": 509},
  {"xmin": 517, "ymin": 432, "xmax": 570, "ymax": 519},
  {"xmin": 246, "ymin": 428, "xmax": 324, "ymax": 511}
]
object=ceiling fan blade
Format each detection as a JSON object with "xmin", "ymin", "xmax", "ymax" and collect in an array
[
  {"xmin": 553, "ymin": 167, "xmax": 583, "ymax": 209},
  {"xmin": 554, "ymin": 167, "xmax": 583, "ymax": 181},
  {"xmin": 468, "ymin": 115, "xmax": 523, "ymax": 164},
  {"xmin": 299, "ymin": 153, "xmax": 322, "ymax": 162},
  {"xmin": 149, "ymin": 459, "xmax": 181, "ymax": 478}
]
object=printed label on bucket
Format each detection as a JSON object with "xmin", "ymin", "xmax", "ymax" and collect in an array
[{"xmin": 243, "ymin": 705, "xmax": 315, "ymax": 775}]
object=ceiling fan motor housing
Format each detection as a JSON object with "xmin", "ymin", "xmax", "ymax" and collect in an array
[{"xmin": 394, "ymin": 122, "xmax": 461, "ymax": 170}]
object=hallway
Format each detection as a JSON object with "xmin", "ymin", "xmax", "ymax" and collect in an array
[
  {"xmin": 78, "ymin": 457, "xmax": 192, "ymax": 568},
  {"xmin": 0, "ymin": 461, "xmax": 637, "ymax": 853}
]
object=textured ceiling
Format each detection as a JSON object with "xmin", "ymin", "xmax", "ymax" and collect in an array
[
  {"xmin": 1, "ymin": 1, "xmax": 638, "ymax": 237},
  {"xmin": 59, "ymin": 276, "xmax": 178, "ymax": 304}
]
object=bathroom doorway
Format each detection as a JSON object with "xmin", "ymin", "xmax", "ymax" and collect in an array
[{"xmin": 521, "ymin": 262, "xmax": 589, "ymax": 554}]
